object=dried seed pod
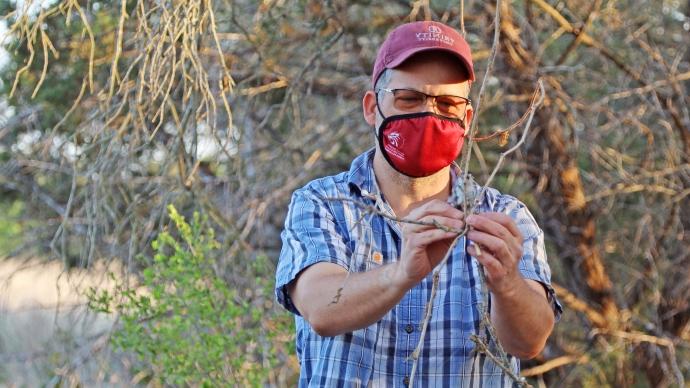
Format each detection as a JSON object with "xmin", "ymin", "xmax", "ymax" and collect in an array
[{"xmin": 498, "ymin": 131, "xmax": 510, "ymax": 147}]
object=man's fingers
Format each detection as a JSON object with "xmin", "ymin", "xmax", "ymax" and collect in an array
[
  {"xmin": 409, "ymin": 228, "xmax": 457, "ymax": 247},
  {"xmin": 403, "ymin": 215, "xmax": 465, "ymax": 234},
  {"xmin": 407, "ymin": 199, "xmax": 464, "ymax": 221},
  {"xmin": 466, "ymin": 213, "xmax": 520, "ymax": 247},
  {"xmin": 418, "ymin": 215, "xmax": 465, "ymax": 232},
  {"xmin": 467, "ymin": 230, "xmax": 512, "ymax": 261},
  {"xmin": 466, "ymin": 213, "xmax": 511, "ymax": 240},
  {"xmin": 467, "ymin": 244, "xmax": 503, "ymax": 278},
  {"xmin": 470, "ymin": 212, "xmax": 522, "ymax": 239}
]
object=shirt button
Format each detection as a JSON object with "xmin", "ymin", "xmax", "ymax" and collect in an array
[
  {"xmin": 403, "ymin": 376, "xmax": 410, "ymax": 386},
  {"xmin": 405, "ymin": 324, "xmax": 414, "ymax": 333}
]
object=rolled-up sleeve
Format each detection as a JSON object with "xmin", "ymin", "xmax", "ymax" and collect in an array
[
  {"xmin": 503, "ymin": 199, "xmax": 563, "ymax": 321},
  {"xmin": 275, "ymin": 189, "xmax": 352, "ymax": 315}
]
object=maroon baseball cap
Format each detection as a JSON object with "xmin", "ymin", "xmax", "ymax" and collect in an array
[{"xmin": 372, "ymin": 21, "xmax": 475, "ymax": 88}]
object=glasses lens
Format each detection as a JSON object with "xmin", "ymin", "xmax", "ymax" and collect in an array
[
  {"xmin": 435, "ymin": 95, "xmax": 468, "ymax": 118},
  {"xmin": 389, "ymin": 89, "xmax": 468, "ymax": 119},
  {"xmin": 391, "ymin": 89, "xmax": 426, "ymax": 110}
]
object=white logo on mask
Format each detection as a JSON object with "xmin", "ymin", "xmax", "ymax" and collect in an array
[{"xmin": 387, "ymin": 132, "xmax": 403, "ymax": 148}]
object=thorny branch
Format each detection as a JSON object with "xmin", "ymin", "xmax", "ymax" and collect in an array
[
  {"xmin": 321, "ymin": 197, "xmax": 465, "ymax": 235},
  {"xmin": 409, "ymin": 79, "xmax": 544, "ymax": 387},
  {"xmin": 469, "ymin": 83, "xmax": 544, "ymax": 145},
  {"xmin": 414, "ymin": 2, "xmax": 540, "ymax": 386},
  {"xmin": 472, "ymin": 79, "xmax": 545, "ymax": 207}
]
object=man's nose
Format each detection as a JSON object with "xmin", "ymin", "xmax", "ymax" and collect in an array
[{"xmin": 421, "ymin": 96, "xmax": 440, "ymax": 114}]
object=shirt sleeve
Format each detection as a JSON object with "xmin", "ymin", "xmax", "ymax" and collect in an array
[
  {"xmin": 502, "ymin": 198, "xmax": 564, "ymax": 321},
  {"xmin": 275, "ymin": 189, "xmax": 352, "ymax": 315}
]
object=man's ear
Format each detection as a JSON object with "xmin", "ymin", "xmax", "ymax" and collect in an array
[
  {"xmin": 464, "ymin": 105, "xmax": 474, "ymax": 128},
  {"xmin": 362, "ymin": 90, "xmax": 377, "ymax": 127}
]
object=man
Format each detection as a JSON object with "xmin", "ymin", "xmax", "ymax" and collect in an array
[{"xmin": 276, "ymin": 21, "xmax": 561, "ymax": 387}]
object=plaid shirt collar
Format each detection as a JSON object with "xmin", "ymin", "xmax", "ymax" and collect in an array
[
  {"xmin": 346, "ymin": 147, "xmax": 466, "ymax": 205},
  {"xmin": 346, "ymin": 148, "xmax": 379, "ymax": 198}
]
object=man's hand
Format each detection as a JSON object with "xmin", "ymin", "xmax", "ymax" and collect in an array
[
  {"xmin": 395, "ymin": 200, "xmax": 465, "ymax": 288},
  {"xmin": 289, "ymin": 199, "xmax": 466, "ymax": 337},
  {"xmin": 465, "ymin": 211, "xmax": 555, "ymax": 358},
  {"xmin": 465, "ymin": 212, "xmax": 523, "ymax": 297}
]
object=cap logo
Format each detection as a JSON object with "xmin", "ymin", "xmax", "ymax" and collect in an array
[{"xmin": 415, "ymin": 25, "xmax": 455, "ymax": 46}]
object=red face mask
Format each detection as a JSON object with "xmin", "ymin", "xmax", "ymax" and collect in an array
[{"xmin": 377, "ymin": 112, "xmax": 466, "ymax": 178}]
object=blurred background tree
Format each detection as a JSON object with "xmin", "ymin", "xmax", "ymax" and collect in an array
[{"xmin": 1, "ymin": 0, "xmax": 688, "ymax": 386}]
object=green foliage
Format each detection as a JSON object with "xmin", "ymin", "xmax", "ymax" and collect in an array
[
  {"xmin": 0, "ymin": 0, "xmax": 117, "ymax": 130},
  {"xmin": 87, "ymin": 205, "xmax": 289, "ymax": 386},
  {"xmin": 0, "ymin": 200, "xmax": 25, "ymax": 256}
]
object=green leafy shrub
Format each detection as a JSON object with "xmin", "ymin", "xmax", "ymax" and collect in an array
[
  {"xmin": 87, "ymin": 205, "xmax": 289, "ymax": 386},
  {"xmin": 0, "ymin": 200, "xmax": 26, "ymax": 255}
]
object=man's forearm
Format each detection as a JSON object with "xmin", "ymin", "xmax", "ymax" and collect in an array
[
  {"xmin": 490, "ymin": 278, "xmax": 555, "ymax": 359},
  {"xmin": 290, "ymin": 262, "xmax": 411, "ymax": 337}
]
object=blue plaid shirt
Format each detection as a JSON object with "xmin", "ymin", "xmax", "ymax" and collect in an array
[{"xmin": 276, "ymin": 149, "xmax": 561, "ymax": 387}]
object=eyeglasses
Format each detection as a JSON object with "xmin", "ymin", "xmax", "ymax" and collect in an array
[{"xmin": 376, "ymin": 87, "xmax": 471, "ymax": 120}]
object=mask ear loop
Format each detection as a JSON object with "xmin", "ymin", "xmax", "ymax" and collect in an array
[
  {"xmin": 374, "ymin": 89, "xmax": 389, "ymax": 130},
  {"xmin": 460, "ymin": 80, "xmax": 473, "ymax": 139}
]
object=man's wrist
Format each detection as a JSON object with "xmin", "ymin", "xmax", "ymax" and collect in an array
[
  {"xmin": 383, "ymin": 261, "xmax": 414, "ymax": 295},
  {"xmin": 491, "ymin": 274, "xmax": 527, "ymax": 302}
]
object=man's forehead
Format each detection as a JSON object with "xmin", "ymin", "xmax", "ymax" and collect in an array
[
  {"xmin": 386, "ymin": 58, "xmax": 471, "ymax": 93},
  {"xmin": 388, "ymin": 71, "xmax": 470, "ymax": 88}
]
